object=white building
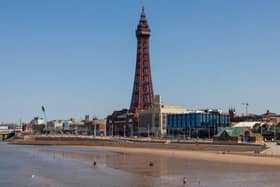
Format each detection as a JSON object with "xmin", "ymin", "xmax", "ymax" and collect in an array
[
  {"xmin": 0, "ymin": 126, "xmax": 8, "ymax": 130},
  {"xmin": 232, "ymin": 121, "xmax": 263, "ymax": 129},
  {"xmin": 30, "ymin": 117, "xmax": 45, "ymax": 125},
  {"xmin": 139, "ymin": 95, "xmax": 188, "ymax": 137},
  {"xmin": 47, "ymin": 120, "xmax": 64, "ymax": 130}
]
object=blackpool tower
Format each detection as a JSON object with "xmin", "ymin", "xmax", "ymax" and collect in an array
[
  {"xmin": 130, "ymin": 7, "xmax": 154, "ymax": 112},
  {"xmin": 106, "ymin": 7, "xmax": 155, "ymax": 137}
]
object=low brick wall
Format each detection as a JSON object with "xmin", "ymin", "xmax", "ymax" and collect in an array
[{"xmin": 24, "ymin": 135, "xmax": 35, "ymax": 141}]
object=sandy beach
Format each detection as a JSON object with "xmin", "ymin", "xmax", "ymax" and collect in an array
[
  {"xmin": 10, "ymin": 135, "xmax": 280, "ymax": 167},
  {"xmin": 78, "ymin": 145, "xmax": 280, "ymax": 166}
]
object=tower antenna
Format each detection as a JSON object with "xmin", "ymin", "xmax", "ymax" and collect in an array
[{"xmin": 140, "ymin": 0, "xmax": 144, "ymax": 8}]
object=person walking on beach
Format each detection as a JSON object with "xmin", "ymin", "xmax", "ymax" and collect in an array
[
  {"xmin": 91, "ymin": 160, "xmax": 97, "ymax": 167},
  {"xmin": 93, "ymin": 160, "xmax": 96, "ymax": 166},
  {"xmin": 183, "ymin": 177, "xmax": 187, "ymax": 186}
]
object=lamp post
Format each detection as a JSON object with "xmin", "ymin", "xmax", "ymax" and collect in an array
[
  {"xmin": 41, "ymin": 106, "xmax": 48, "ymax": 132},
  {"xmin": 124, "ymin": 125, "xmax": 126, "ymax": 137},
  {"xmin": 208, "ymin": 123, "xmax": 211, "ymax": 139},
  {"xmin": 188, "ymin": 123, "xmax": 191, "ymax": 139},
  {"xmin": 183, "ymin": 126, "xmax": 186, "ymax": 140},
  {"xmin": 137, "ymin": 117, "xmax": 140, "ymax": 137},
  {"xmin": 214, "ymin": 122, "xmax": 216, "ymax": 137},
  {"xmin": 274, "ymin": 123, "xmax": 277, "ymax": 142},
  {"xmin": 147, "ymin": 123, "xmax": 150, "ymax": 137},
  {"xmin": 111, "ymin": 123, "xmax": 114, "ymax": 137},
  {"xmin": 94, "ymin": 123, "xmax": 96, "ymax": 137}
]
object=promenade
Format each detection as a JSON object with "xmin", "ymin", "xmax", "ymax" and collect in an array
[{"xmin": 261, "ymin": 142, "xmax": 280, "ymax": 156}]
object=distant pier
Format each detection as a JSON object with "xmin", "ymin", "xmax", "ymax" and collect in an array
[
  {"xmin": 0, "ymin": 131, "xmax": 14, "ymax": 141},
  {"xmin": 0, "ymin": 132, "xmax": 9, "ymax": 141}
]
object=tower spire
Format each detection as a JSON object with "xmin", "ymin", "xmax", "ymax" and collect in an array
[{"xmin": 140, "ymin": 6, "xmax": 146, "ymax": 21}]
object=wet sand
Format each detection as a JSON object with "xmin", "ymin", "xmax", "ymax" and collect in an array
[
  {"xmin": 78, "ymin": 145, "xmax": 280, "ymax": 166},
  {"xmin": 2, "ymin": 142, "xmax": 280, "ymax": 187},
  {"xmin": 47, "ymin": 145, "xmax": 280, "ymax": 187}
]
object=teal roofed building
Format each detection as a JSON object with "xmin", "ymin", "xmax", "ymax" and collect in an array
[{"xmin": 214, "ymin": 127, "xmax": 263, "ymax": 144}]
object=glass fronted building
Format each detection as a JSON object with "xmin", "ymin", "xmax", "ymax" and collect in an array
[{"xmin": 167, "ymin": 110, "xmax": 230, "ymax": 138}]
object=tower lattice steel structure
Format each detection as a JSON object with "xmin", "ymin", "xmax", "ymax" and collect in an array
[{"xmin": 130, "ymin": 8, "xmax": 154, "ymax": 112}]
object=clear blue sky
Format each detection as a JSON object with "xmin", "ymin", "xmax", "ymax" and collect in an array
[{"xmin": 1, "ymin": 0, "xmax": 280, "ymax": 123}]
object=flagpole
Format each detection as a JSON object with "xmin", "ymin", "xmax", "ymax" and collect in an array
[{"xmin": 42, "ymin": 106, "xmax": 48, "ymax": 133}]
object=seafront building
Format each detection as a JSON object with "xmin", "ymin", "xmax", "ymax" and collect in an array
[
  {"xmin": 0, "ymin": 126, "xmax": 11, "ymax": 141},
  {"xmin": 229, "ymin": 109, "xmax": 280, "ymax": 124},
  {"xmin": 106, "ymin": 109, "xmax": 137, "ymax": 137},
  {"xmin": 47, "ymin": 120, "xmax": 64, "ymax": 130},
  {"xmin": 30, "ymin": 117, "xmax": 45, "ymax": 125},
  {"xmin": 84, "ymin": 118, "xmax": 106, "ymax": 136},
  {"xmin": 0, "ymin": 124, "xmax": 19, "ymax": 141},
  {"xmin": 21, "ymin": 116, "xmax": 106, "ymax": 136},
  {"xmin": 138, "ymin": 95, "xmax": 188, "ymax": 137},
  {"xmin": 214, "ymin": 127, "xmax": 263, "ymax": 144},
  {"xmin": 167, "ymin": 110, "xmax": 230, "ymax": 138},
  {"xmin": 229, "ymin": 109, "xmax": 280, "ymax": 140}
]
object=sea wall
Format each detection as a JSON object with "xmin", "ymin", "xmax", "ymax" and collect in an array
[{"xmin": 13, "ymin": 135, "xmax": 266, "ymax": 153}]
